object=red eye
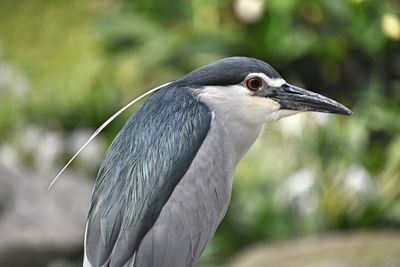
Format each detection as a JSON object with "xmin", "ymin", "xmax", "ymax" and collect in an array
[{"xmin": 246, "ymin": 77, "xmax": 263, "ymax": 91}]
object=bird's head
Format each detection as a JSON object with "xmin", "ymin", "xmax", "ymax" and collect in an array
[{"xmin": 177, "ymin": 57, "xmax": 352, "ymax": 125}]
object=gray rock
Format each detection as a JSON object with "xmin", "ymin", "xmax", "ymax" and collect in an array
[{"xmin": 0, "ymin": 165, "xmax": 92, "ymax": 267}]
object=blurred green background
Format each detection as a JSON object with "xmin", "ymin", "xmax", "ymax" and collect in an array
[{"xmin": 0, "ymin": 0, "xmax": 399, "ymax": 266}]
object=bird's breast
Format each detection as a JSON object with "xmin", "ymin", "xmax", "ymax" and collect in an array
[
  {"xmin": 135, "ymin": 115, "xmax": 237, "ymax": 266},
  {"xmin": 158, "ymin": 114, "xmax": 236, "ymax": 231}
]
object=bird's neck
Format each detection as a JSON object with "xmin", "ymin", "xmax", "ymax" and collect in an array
[
  {"xmin": 195, "ymin": 86, "xmax": 264, "ymax": 163},
  {"xmin": 214, "ymin": 112, "xmax": 262, "ymax": 164}
]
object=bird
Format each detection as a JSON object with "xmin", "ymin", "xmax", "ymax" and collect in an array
[{"xmin": 82, "ymin": 56, "xmax": 352, "ymax": 267}]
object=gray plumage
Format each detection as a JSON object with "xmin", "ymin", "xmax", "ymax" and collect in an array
[
  {"xmin": 133, "ymin": 114, "xmax": 235, "ymax": 267},
  {"xmin": 84, "ymin": 56, "xmax": 352, "ymax": 267},
  {"xmin": 85, "ymin": 85, "xmax": 211, "ymax": 266}
]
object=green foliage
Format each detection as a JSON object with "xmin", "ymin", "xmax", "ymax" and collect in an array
[{"xmin": 0, "ymin": 0, "xmax": 399, "ymax": 265}]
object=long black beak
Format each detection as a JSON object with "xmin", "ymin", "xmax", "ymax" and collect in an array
[{"xmin": 270, "ymin": 83, "xmax": 353, "ymax": 115}]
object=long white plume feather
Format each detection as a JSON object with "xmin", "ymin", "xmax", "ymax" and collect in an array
[{"xmin": 48, "ymin": 82, "xmax": 171, "ymax": 190}]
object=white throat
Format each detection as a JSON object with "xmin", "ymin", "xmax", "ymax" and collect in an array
[{"xmin": 195, "ymin": 84, "xmax": 298, "ymax": 162}]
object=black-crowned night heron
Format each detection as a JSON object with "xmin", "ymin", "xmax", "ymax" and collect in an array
[{"xmin": 81, "ymin": 57, "xmax": 352, "ymax": 267}]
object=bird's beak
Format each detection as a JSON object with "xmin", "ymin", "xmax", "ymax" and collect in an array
[{"xmin": 270, "ymin": 83, "xmax": 353, "ymax": 115}]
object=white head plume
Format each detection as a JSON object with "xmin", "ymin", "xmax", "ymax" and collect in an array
[{"xmin": 48, "ymin": 82, "xmax": 171, "ymax": 190}]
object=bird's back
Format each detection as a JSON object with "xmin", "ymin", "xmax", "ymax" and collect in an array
[{"xmin": 84, "ymin": 85, "xmax": 213, "ymax": 266}]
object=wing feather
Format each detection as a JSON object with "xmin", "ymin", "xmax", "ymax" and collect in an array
[{"xmin": 85, "ymin": 85, "xmax": 211, "ymax": 267}]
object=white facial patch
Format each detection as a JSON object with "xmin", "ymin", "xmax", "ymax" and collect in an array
[
  {"xmin": 197, "ymin": 84, "xmax": 289, "ymax": 125},
  {"xmin": 245, "ymin": 72, "xmax": 286, "ymax": 87},
  {"xmin": 196, "ymin": 72, "xmax": 295, "ymax": 125}
]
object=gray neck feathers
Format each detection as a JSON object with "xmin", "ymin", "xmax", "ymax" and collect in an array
[{"xmin": 213, "ymin": 111, "xmax": 262, "ymax": 164}]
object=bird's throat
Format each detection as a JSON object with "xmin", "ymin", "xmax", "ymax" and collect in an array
[{"xmin": 214, "ymin": 112, "xmax": 262, "ymax": 164}]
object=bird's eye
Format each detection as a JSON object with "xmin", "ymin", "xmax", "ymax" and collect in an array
[{"xmin": 246, "ymin": 77, "xmax": 263, "ymax": 91}]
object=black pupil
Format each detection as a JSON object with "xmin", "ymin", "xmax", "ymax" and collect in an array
[{"xmin": 250, "ymin": 78, "xmax": 261, "ymax": 89}]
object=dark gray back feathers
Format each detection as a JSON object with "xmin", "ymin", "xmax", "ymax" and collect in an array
[{"xmin": 86, "ymin": 85, "xmax": 211, "ymax": 266}]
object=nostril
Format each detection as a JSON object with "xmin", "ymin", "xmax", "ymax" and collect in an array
[
  {"xmin": 282, "ymin": 84, "xmax": 302, "ymax": 95},
  {"xmin": 290, "ymin": 90, "xmax": 303, "ymax": 95}
]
